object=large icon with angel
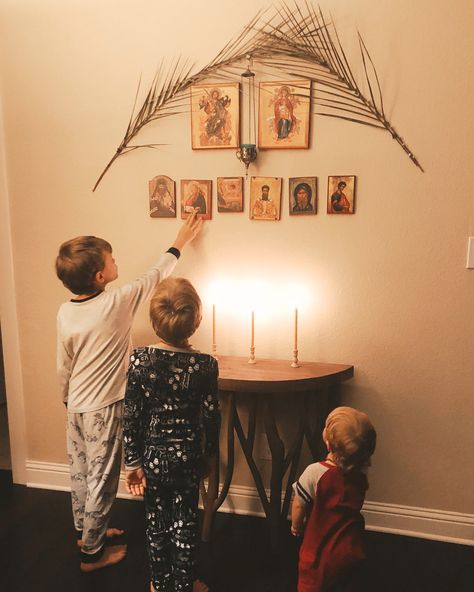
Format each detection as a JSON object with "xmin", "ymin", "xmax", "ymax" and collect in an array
[
  {"xmin": 258, "ymin": 80, "xmax": 311, "ymax": 149},
  {"xmin": 190, "ymin": 83, "xmax": 240, "ymax": 149}
]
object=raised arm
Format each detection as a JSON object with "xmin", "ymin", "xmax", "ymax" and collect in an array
[
  {"xmin": 171, "ymin": 210, "xmax": 203, "ymax": 252},
  {"xmin": 115, "ymin": 211, "xmax": 204, "ymax": 314}
]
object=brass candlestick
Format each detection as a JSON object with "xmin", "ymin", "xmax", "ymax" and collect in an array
[
  {"xmin": 248, "ymin": 346, "xmax": 256, "ymax": 364},
  {"xmin": 291, "ymin": 349, "xmax": 300, "ymax": 368}
]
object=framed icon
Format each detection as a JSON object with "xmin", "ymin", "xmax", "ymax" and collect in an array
[
  {"xmin": 327, "ymin": 176, "xmax": 356, "ymax": 214},
  {"xmin": 181, "ymin": 179, "xmax": 212, "ymax": 220},
  {"xmin": 258, "ymin": 80, "xmax": 311, "ymax": 149},
  {"xmin": 289, "ymin": 177, "xmax": 317, "ymax": 215},
  {"xmin": 148, "ymin": 175, "xmax": 176, "ymax": 218},
  {"xmin": 249, "ymin": 176, "xmax": 282, "ymax": 221},
  {"xmin": 190, "ymin": 83, "xmax": 240, "ymax": 149},
  {"xmin": 217, "ymin": 177, "xmax": 244, "ymax": 212}
]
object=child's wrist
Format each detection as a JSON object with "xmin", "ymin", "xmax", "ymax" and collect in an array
[
  {"xmin": 167, "ymin": 246, "xmax": 181, "ymax": 259},
  {"xmin": 171, "ymin": 236, "xmax": 187, "ymax": 251},
  {"xmin": 291, "ymin": 523, "xmax": 303, "ymax": 535},
  {"xmin": 125, "ymin": 463, "xmax": 142, "ymax": 472}
]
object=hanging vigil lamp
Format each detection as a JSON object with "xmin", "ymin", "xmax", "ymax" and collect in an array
[{"xmin": 236, "ymin": 55, "xmax": 257, "ymax": 177}]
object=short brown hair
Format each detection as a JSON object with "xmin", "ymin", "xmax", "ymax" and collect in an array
[
  {"xmin": 150, "ymin": 278, "xmax": 202, "ymax": 347},
  {"xmin": 55, "ymin": 236, "xmax": 112, "ymax": 295},
  {"xmin": 323, "ymin": 406, "xmax": 376, "ymax": 472}
]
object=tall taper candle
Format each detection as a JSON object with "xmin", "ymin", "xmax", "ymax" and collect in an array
[
  {"xmin": 248, "ymin": 310, "xmax": 256, "ymax": 364},
  {"xmin": 251, "ymin": 311, "xmax": 255, "ymax": 348},
  {"xmin": 212, "ymin": 304, "xmax": 216, "ymax": 345},
  {"xmin": 294, "ymin": 308, "xmax": 298, "ymax": 350}
]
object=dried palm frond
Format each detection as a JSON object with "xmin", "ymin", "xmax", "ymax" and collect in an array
[
  {"xmin": 93, "ymin": 2, "xmax": 422, "ymax": 191},
  {"xmin": 255, "ymin": 2, "xmax": 423, "ymax": 170},
  {"xmin": 92, "ymin": 11, "xmax": 267, "ymax": 191}
]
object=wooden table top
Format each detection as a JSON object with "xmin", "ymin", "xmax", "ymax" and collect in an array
[{"xmin": 217, "ymin": 355, "xmax": 354, "ymax": 393}]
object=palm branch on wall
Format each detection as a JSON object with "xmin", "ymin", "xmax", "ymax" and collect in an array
[{"xmin": 93, "ymin": 2, "xmax": 423, "ymax": 192}]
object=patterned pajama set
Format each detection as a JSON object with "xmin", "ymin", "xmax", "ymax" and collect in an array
[
  {"xmin": 123, "ymin": 346, "xmax": 220, "ymax": 592},
  {"xmin": 56, "ymin": 250, "xmax": 179, "ymax": 562}
]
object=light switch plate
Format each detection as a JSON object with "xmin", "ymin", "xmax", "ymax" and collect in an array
[{"xmin": 467, "ymin": 237, "xmax": 474, "ymax": 269}]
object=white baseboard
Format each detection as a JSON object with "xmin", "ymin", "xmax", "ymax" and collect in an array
[
  {"xmin": 25, "ymin": 460, "xmax": 474, "ymax": 546},
  {"xmin": 362, "ymin": 500, "xmax": 474, "ymax": 546}
]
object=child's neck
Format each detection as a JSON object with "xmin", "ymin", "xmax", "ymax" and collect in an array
[
  {"xmin": 72, "ymin": 289, "xmax": 104, "ymax": 301},
  {"xmin": 155, "ymin": 339, "xmax": 193, "ymax": 351},
  {"xmin": 76, "ymin": 275, "xmax": 114, "ymax": 300}
]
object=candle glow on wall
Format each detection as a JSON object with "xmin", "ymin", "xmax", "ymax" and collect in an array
[
  {"xmin": 205, "ymin": 278, "xmax": 312, "ymax": 317},
  {"xmin": 205, "ymin": 277, "xmax": 314, "ymax": 359}
]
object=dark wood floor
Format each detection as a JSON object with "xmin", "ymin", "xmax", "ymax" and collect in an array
[{"xmin": 0, "ymin": 470, "xmax": 472, "ymax": 592}]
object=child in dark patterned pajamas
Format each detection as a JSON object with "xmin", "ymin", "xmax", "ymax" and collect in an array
[
  {"xmin": 123, "ymin": 277, "xmax": 220, "ymax": 592},
  {"xmin": 55, "ymin": 213, "xmax": 202, "ymax": 572}
]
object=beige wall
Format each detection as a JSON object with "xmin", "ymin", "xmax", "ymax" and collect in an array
[{"xmin": 0, "ymin": 0, "xmax": 473, "ymax": 514}]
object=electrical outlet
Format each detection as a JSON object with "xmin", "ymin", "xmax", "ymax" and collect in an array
[
  {"xmin": 259, "ymin": 433, "xmax": 272, "ymax": 461},
  {"xmin": 467, "ymin": 237, "xmax": 474, "ymax": 269}
]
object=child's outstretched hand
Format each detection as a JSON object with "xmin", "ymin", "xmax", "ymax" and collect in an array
[
  {"xmin": 125, "ymin": 467, "xmax": 147, "ymax": 496},
  {"xmin": 172, "ymin": 210, "xmax": 204, "ymax": 251}
]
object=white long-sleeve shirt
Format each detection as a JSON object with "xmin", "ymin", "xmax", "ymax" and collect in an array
[{"xmin": 56, "ymin": 251, "xmax": 178, "ymax": 413}]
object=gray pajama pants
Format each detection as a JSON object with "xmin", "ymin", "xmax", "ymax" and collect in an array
[{"xmin": 66, "ymin": 400, "xmax": 123, "ymax": 560}]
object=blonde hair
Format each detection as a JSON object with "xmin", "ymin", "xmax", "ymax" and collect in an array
[
  {"xmin": 55, "ymin": 236, "xmax": 111, "ymax": 295},
  {"xmin": 150, "ymin": 278, "xmax": 202, "ymax": 347},
  {"xmin": 323, "ymin": 406, "xmax": 376, "ymax": 472}
]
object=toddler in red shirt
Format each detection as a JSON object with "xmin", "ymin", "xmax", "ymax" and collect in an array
[{"xmin": 291, "ymin": 407, "xmax": 376, "ymax": 592}]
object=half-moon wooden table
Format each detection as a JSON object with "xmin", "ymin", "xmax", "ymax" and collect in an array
[{"xmin": 200, "ymin": 355, "xmax": 354, "ymax": 548}]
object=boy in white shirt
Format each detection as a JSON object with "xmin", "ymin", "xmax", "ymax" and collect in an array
[{"xmin": 55, "ymin": 213, "xmax": 202, "ymax": 571}]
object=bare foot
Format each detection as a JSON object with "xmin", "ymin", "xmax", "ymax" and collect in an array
[
  {"xmin": 77, "ymin": 528, "xmax": 125, "ymax": 548},
  {"xmin": 80, "ymin": 544, "xmax": 127, "ymax": 572}
]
